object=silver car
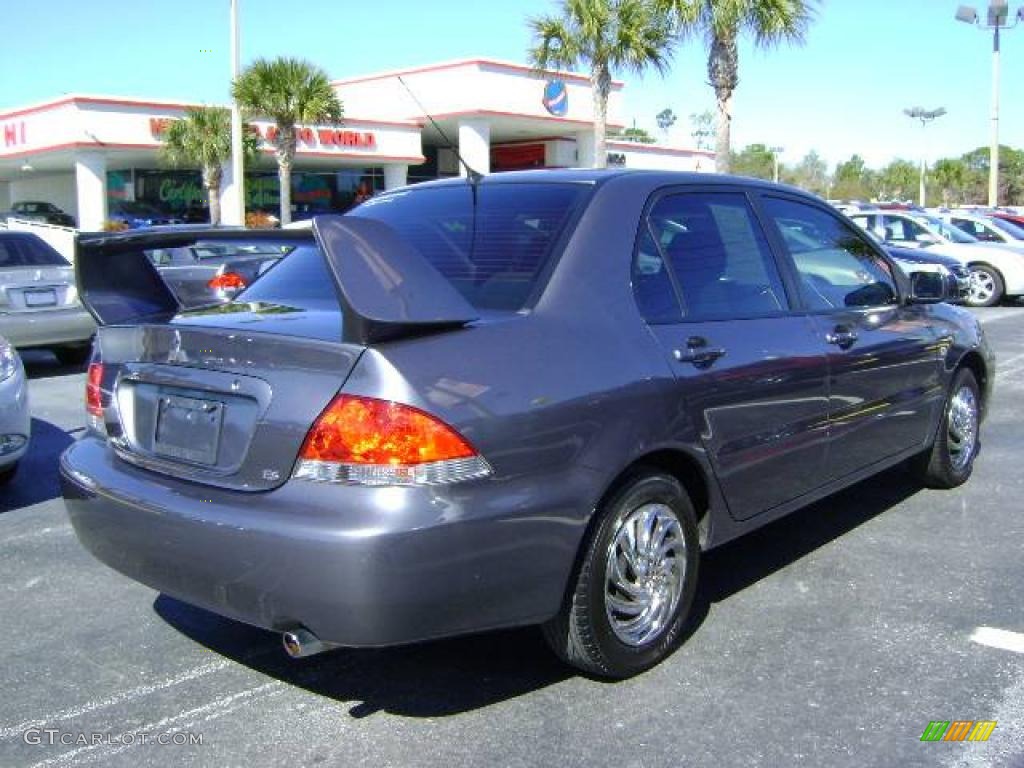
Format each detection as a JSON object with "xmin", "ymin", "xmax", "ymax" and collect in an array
[
  {"xmin": 0, "ymin": 231, "xmax": 96, "ymax": 364},
  {"xmin": 0, "ymin": 335, "xmax": 29, "ymax": 484}
]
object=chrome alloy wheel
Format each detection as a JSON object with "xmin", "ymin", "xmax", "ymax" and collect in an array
[
  {"xmin": 967, "ymin": 268, "xmax": 997, "ymax": 306},
  {"xmin": 604, "ymin": 503, "xmax": 686, "ymax": 647},
  {"xmin": 947, "ymin": 385, "xmax": 978, "ymax": 473}
]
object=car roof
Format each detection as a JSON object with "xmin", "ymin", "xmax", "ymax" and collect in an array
[{"xmin": 390, "ymin": 168, "xmax": 813, "ymax": 196}]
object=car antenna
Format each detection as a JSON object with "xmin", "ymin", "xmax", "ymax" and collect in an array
[{"xmin": 397, "ymin": 76, "xmax": 483, "ymax": 185}]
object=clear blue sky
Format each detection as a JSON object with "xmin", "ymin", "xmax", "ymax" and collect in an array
[{"xmin": 3, "ymin": 0, "xmax": 1021, "ymax": 170}]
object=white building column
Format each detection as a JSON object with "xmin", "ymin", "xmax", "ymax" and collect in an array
[
  {"xmin": 458, "ymin": 119, "xmax": 491, "ymax": 176},
  {"xmin": 575, "ymin": 131, "xmax": 596, "ymax": 168},
  {"xmin": 383, "ymin": 164, "xmax": 408, "ymax": 191},
  {"xmin": 220, "ymin": 159, "xmax": 244, "ymax": 226},
  {"xmin": 74, "ymin": 151, "xmax": 107, "ymax": 232}
]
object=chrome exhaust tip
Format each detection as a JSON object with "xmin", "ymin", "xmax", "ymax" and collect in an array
[{"xmin": 282, "ymin": 627, "xmax": 327, "ymax": 659}]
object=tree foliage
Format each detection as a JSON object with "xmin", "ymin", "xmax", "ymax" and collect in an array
[
  {"xmin": 658, "ymin": 0, "xmax": 818, "ymax": 172},
  {"xmin": 529, "ymin": 0, "xmax": 675, "ymax": 168},
  {"xmin": 232, "ymin": 57, "xmax": 343, "ymax": 225},
  {"xmin": 160, "ymin": 106, "xmax": 259, "ymax": 225}
]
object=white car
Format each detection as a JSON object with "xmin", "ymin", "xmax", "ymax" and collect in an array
[
  {"xmin": 848, "ymin": 210, "xmax": 1024, "ymax": 307},
  {"xmin": 939, "ymin": 211, "xmax": 1024, "ymax": 245},
  {"xmin": 0, "ymin": 335, "xmax": 29, "ymax": 484}
]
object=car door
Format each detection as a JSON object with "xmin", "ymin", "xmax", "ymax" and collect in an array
[
  {"xmin": 635, "ymin": 188, "xmax": 831, "ymax": 521},
  {"xmin": 757, "ymin": 195, "xmax": 944, "ymax": 481}
]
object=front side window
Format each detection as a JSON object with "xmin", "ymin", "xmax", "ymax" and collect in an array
[
  {"xmin": 951, "ymin": 217, "xmax": 1000, "ymax": 242},
  {"xmin": 645, "ymin": 192, "xmax": 788, "ymax": 320},
  {"xmin": 763, "ymin": 197, "xmax": 898, "ymax": 310}
]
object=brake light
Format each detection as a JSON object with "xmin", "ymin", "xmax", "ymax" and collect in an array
[
  {"xmin": 208, "ymin": 272, "xmax": 247, "ymax": 291},
  {"xmin": 293, "ymin": 395, "xmax": 492, "ymax": 486},
  {"xmin": 86, "ymin": 362, "xmax": 106, "ymax": 434}
]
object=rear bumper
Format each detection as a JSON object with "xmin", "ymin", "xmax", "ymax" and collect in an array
[
  {"xmin": 60, "ymin": 436, "xmax": 595, "ymax": 647},
  {"xmin": 2, "ymin": 307, "xmax": 96, "ymax": 349}
]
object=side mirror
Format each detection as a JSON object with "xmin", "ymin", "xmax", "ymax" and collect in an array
[{"xmin": 907, "ymin": 270, "xmax": 947, "ymax": 304}]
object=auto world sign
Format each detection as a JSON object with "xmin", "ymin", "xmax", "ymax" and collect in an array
[{"xmin": 149, "ymin": 118, "xmax": 376, "ymax": 151}]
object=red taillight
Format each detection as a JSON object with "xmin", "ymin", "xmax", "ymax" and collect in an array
[
  {"xmin": 86, "ymin": 362, "xmax": 104, "ymax": 418},
  {"xmin": 294, "ymin": 395, "xmax": 491, "ymax": 486},
  {"xmin": 208, "ymin": 272, "xmax": 247, "ymax": 291}
]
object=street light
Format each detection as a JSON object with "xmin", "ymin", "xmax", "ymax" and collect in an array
[
  {"xmin": 903, "ymin": 106, "xmax": 946, "ymax": 206},
  {"xmin": 769, "ymin": 146, "xmax": 784, "ymax": 183},
  {"xmin": 227, "ymin": 0, "xmax": 245, "ymax": 226},
  {"xmin": 955, "ymin": 2, "xmax": 1024, "ymax": 206}
]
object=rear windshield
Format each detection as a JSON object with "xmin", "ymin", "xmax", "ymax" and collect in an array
[
  {"xmin": 0, "ymin": 235, "xmax": 70, "ymax": 267},
  {"xmin": 349, "ymin": 183, "xmax": 589, "ymax": 310},
  {"xmin": 146, "ymin": 240, "xmax": 298, "ymax": 267},
  {"xmin": 235, "ymin": 244, "xmax": 338, "ymax": 307}
]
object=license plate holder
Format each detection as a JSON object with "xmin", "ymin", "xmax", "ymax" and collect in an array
[
  {"xmin": 24, "ymin": 288, "xmax": 57, "ymax": 307},
  {"xmin": 153, "ymin": 394, "xmax": 224, "ymax": 465}
]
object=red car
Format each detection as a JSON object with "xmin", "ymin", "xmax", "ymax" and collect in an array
[{"xmin": 991, "ymin": 211, "xmax": 1024, "ymax": 228}]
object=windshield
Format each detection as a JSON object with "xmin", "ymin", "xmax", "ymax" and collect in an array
[
  {"xmin": 911, "ymin": 214, "xmax": 978, "ymax": 244},
  {"xmin": 349, "ymin": 183, "xmax": 590, "ymax": 310},
  {"xmin": 990, "ymin": 217, "xmax": 1024, "ymax": 240}
]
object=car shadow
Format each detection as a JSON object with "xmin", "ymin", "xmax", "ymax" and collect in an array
[
  {"xmin": 0, "ymin": 418, "xmax": 79, "ymax": 512},
  {"xmin": 154, "ymin": 464, "xmax": 922, "ymax": 715},
  {"xmin": 153, "ymin": 594, "xmax": 571, "ymax": 718},
  {"xmin": 680, "ymin": 464, "xmax": 921, "ymax": 643}
]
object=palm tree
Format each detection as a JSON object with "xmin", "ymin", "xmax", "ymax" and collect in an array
[
  {"xmin": 659, "ymin": 0, "xmax": 817, "ymax": 173},
  {"xmin": 233, "ymin": 57, "xmax": 343, "ymax": 225},
  {"xmin": 161, "ymin": 106, "xmax": 255, "ymax": 225},
  {"xmin": 529, "ymin": 0, "xmax": 675, "ymax": 169}
]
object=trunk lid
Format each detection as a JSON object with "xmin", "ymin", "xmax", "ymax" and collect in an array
[
  {"xmin": 97, "ymin": 318, "xmax": 363, "ymax": 491},
  {"xmin": 0, "ymin": 265, "xmax": 81, "ymax": 311}
]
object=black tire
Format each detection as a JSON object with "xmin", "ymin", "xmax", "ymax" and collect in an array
[
  {"xmin": 54, "ymin": 345, "xmax": 91, "ymax": 367},
  {"xmin": 542, "ymin": 470, "xmax": 700, "ymax": 679},
  {"xmin": 915, "ymin": 368, "xmax": 981, "ymax": 489},
  {"xmin": 0, "ymin": 463, "xmax": 17, "ymax": 486},
  {"xmin": 965, "ymin": 264, "xmax": 1004, "ymax": 308}
]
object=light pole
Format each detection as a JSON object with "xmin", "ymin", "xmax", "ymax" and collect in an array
[
  {"xmin": 903, "ymin": 106, "xmax": 946, "ymax": 206},
  {"xmin": 227, "ymin": 0, "xmax": 246, "ymax": 226},
  {"xmin": 769, "ymin": 146, "xmax": 784, "ymax": 183},
  {"xmin": 956, "ymin": 2, "xmax": 1024, "ymax": 206}
]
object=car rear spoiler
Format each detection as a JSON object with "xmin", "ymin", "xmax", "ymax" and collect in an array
[
  {"xmin": 76, "ymin": 233, "xmax": 183, "ymax": 326},
  {"xmin": 312, "ymin": 216, "xmax": 477, "ymax": 344},
  {"xmin": 76, "ymin": 219, "xmax": 477, "ymax": 343}
]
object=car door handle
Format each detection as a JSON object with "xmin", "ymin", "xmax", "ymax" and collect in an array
[
  {"xmin": 673, "ymin": 336, "xmax": 726, "ymax": 366},
  {"xmin": 825, "ymin": 326, "xmax": 858, "ymax": 348}
]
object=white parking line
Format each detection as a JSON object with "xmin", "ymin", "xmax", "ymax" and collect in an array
[
  {"xmin": 0, "ymin": 659, "xmax": 231, "ymax": 741},
  {"xmin": 25, "ymin": 682, "xmax": 283, "ymax": 768},
  {"xmin": 970, "ymin": 626, "xmax": 1024, "ymax": 655}
]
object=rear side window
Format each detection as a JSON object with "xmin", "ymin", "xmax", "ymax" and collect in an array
[
  {"xmin": 644, "ymin": 192, "xmax": 788, "ymax": 320},
  {"xmin": 762, "ymin": 197, "xmax": 897, "ymax": 309},
  {"xmin": 237, "ymin": 244, "xmax": 338, "ymax": 307},
  {"xmin": 350, "ymin": 183, "xmax": 588, "ymax": 310},
  {"xmin": 0, "ymin": 235, "xmax": 69, "ymax": 267}
]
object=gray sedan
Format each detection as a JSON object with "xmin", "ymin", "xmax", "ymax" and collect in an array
[
  {"xmin": 0, "ymin": 335, "xmax": 29, "ymax": 484},
  {"xmin": 60, "ymin": 170, "xmax": 992, "ymax": 678},
  {"xmin": 0, "ymin": 231, "xmax": 95, "ymax": 364}
]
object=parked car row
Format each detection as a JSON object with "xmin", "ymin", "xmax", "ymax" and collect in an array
[
  {"xmin": 59, "ymin": 170, "xmax": 992, "ymax": 678},
  {"xmin": 843, "ymin": 209, "xmax": 1024, "ymax": 307}
]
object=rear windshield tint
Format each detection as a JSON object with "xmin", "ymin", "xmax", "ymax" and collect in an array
[
  {"xmin": 0, "ymin": 235, "xmax": 69, "ymax": 267},
  {"xmin": 236, "ymin": 243, "xmax": 338, "ymax": 307},
  {"xmin": 349, "ymin": 183, "xmax": 589, "ymax": 310}
]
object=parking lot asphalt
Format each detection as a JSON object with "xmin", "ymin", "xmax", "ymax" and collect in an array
[{"xmin": 2, "ymin": 306, "xmax": 1024, "ymax": 768}]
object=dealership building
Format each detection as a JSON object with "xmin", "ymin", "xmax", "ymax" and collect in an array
[{"xmin": 0, "ymin": 58, "xmax": 712, "ymax": 230}]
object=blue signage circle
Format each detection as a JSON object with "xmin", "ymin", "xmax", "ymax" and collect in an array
[{"xmin": 542, "ymin": 80, "xmax": 569, "ymax": 117}]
